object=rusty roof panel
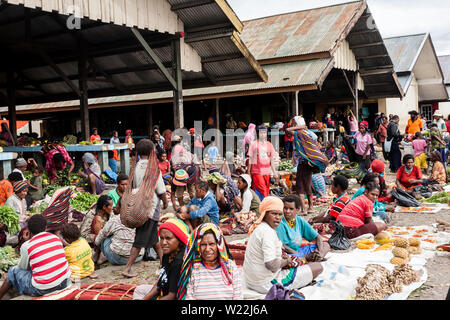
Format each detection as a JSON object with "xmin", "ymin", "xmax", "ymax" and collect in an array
[
  {"xmin": 383, "ymin": 34, "xmax": 428, "ymax": 73},
  {"xmin": 240, "ymin": 1, "xmax": 364, "ymax": 60},
  {"xmin": 439, "ymin": 55, "xmax": 450, "ymax": 84}
]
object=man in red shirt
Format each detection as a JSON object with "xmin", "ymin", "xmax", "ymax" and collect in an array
[{"xmin": 247, "ymin": 126, "xmax": 278, "ymax": 200}]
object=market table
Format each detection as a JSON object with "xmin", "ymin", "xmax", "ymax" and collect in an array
[
  {"xmin": 0, "ymin": 152, "xmax": 18, "ymax": 179},
  {"xmin": 1, "ymin": 144, "xmax": 133, "ymax": 175}
]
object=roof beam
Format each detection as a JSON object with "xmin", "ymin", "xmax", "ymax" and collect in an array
[
  {"xmin": 171, "ymin": 0, "xmax": 214, "ymax": 11},
  {"xmin": 202, "ymin": 53, "xmax": 242, "ymax": 63},
  {"xmin": 185, "ymin": 30, "xmax": 233, "ymax": 43},
  {"xmin": 88, "ymin": 57, "xmax": 126, "ymax": 93},
  {"xmin": 360, "ymin": 68, "xmax": 394, "ymax": 76},
  {"xmin": 185, "ymin": 22, "xmax": 232, "ymax": 34},
  {"xmin": 348, "ymin": 29, "xmax": 379, "ymax": 36},
  {"xmin": 356, "ymin": 54, "xmax": 389, "ymax": 60},
  {"xmin": 131, "ymin": 27, "xmax": 178, "ymax": 90},
  {"xmin": 350, "ymin": 42, "xmax": 384, "ymax": 49},
  {"xmin": 0, "ymin": 10, "xmax": 46, "ymax": 27},
  {"xmin": 36, "ymin": 48, "xmax": 81, "ymax": 97}
]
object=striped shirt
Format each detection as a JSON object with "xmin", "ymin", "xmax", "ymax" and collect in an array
[
  {"xmin": 328, "ymin": 193, "xmax": 350, "ymax": 219},
  {"xmin": 185, "ymin": 260, "xmax": 242, "ymax": 300},
  {"xmin": 19, "ymin": 232, "xmax": 71, "ymax": 290}
]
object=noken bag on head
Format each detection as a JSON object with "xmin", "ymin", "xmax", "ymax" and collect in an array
[{"xmin": 328, "ymin": 220, "xmax": 351, "ymax": 250}]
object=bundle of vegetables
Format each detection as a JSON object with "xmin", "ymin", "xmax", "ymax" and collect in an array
[
  {"xmin": 30, "ymin": 201, "xmax": 49, "ymax": 215},
  {"xmin": 63, "ymin": 134, "xmax": 77, "ymax": 145},
  {"xmin": 45, "ymin": 184, "xmax": 61, "ymax": 197},
  {"xmin": 70, "ymin": 192, "xmax": 99, "ymax": 212},
  {"xmin": 423, "ymin": 191, "xmax": 450, "ymax": 204},
  {"xmin": 79, "ymin": 141, "xmax": 92, "ymax": 145},
  {"xmin": 0, "ymin": 205, "xmax": 20, "ymax": 234},
  {"xmin": 0, "ymin": 246, "xmax": 20, "ymax": 273},
  {"xmin": 279, "ymin": 160, "xmax": 294, "ymax": 171},
  {"xmin": 335, "ymin": 162, "xmax": 366, "ymax": 181},
  {"xmin": 23, "ymin": 170, "xmax": 33, "ymax": 180}
]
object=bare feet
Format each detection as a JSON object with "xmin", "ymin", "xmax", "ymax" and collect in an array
[
  {"xmin": 122, "ymin": 269, "xmax": 138, "ymax": 278},
  {"xmin": 89, "ymin": 272, "xmax": 98, "ymax": 279},
  {"xmin": 96, "ymin": 253, "xmax": 108, "ymax": 265}
]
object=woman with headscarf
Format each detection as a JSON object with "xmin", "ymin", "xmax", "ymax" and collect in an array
[
  {"xmin": 243, "ymin": 123, "xmax": 256, "ymax": 158},
  {"xmin": 243, "ymin": 196, "xmax": 322, "ymax": 295},
  {"xmin": 133, "ymin": 218, "xmax": 190, "ymax": 300},
  {"xmin": 177, "ymin": 223, "xmax": 242, "ymax": 300},
  {"xmin": 41, "ymin": 143, "xmax": 75, "ymax": 184},
  {"xmin": 423, "ymin": 151, "xmax": 447, "ymax": 185},
  {"xmin": 78, "ymin": 152, "xmax": 105, "ymax": 195},
  {"xmin": 286, "ymin": 116, "xmax": 328, "ymax": 215}
]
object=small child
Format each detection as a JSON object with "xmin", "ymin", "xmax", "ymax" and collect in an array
[
  {"xmin": 207, "ymin": 136, "xmax": 219, "ymax": 165},
  {"xmin": 158, "ymin": 151, "xmax": 171, "ymax": 184},
  {"xmin": 412, "ymin": 131, "xmax": 428, "ymax": 175},
  {"xmin": 61, "ymin": 223, "xmax": 97, "ymax": 280},
  {"xmin": 325, "ymin": 141, "xmax": 337, "ymax": 164},
  {"xmin": 28, "ymin": 165, "xmax": 45, "ymax": 202}
]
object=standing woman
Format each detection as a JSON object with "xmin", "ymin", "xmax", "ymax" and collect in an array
[
  {"xmin": 386, "ymin": 115, "xmax": 403, "ymax": 173},
  {"xmin": 347, "ymin": 109, "xmax": 359, "ymax": 144},
  {"xmin": 377, "ymin": 116, "xmax": 389, "ymax": 160},
  {"xmin": 242, "ymin": 123, "xmax": 256, "ymax": 163},
  {"xmin": 133, "ymin": 219, "xmax": 190, "ymax": 300},
  {"xmin": 353, "ymin": 122, "xmax": 373, "ymax": 170},
  {"xmin": 41, "ymin": 143, "xmax": 75, "ymax": 184},
  {"xmin": 90, "ymin": 128, "xmax": 101, "ymax": 143},
  {"xmin": 177, "ymin": 223, "xmax": 242, "ymax": 300}
]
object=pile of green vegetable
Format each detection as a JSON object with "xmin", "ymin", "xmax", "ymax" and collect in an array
[
  {"xmin": 70, "ymin": 192, "xmax": 99, "ymax": 212},
  {"xmin": 423, "ymin": 191, "xmax": 450, "ymax": 204},
  {"xmin": 30, "ymin": 201, "xmax": 49, "ymax": 215},
  {"xmin": 0, "ymin": 246, "xmax": 20, "ymax": 273},
  {"xmin": 0, "ymin": 205, "xmax": 20, "ymax": 234},
  {"xmin": 279, "ymin": 160, "xmax": 294, "ymax": 171}
]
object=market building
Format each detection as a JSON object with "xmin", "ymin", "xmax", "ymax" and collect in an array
[
  {"xmin": 0, "ymin": 0, "xmax": 404, "ymax": 139},
  {"xmin": 437, "ymin": 55, "xmax": 450, "ymax": 117},
  {"xmin": 379, "ymin": 33, "xmax": 448, "ymax": 130},
  {"xmin": 0, "ymin": 0, "xmax": 267, "ymax": 142}
]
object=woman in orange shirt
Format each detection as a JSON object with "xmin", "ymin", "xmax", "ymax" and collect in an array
[{"xmin": 90, "ymin": 128, "xmax": 101, "ymax": 143}]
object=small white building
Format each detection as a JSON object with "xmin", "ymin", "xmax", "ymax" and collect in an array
[
  {"xmin": 378, "ymin": 33, "xmax": 448, "ymax": 130},
  {"xmin": 438, "ymin": 55, "xmax": 450, "ymax": 117}
]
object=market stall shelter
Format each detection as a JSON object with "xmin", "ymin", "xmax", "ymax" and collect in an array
[
  {"xmin": 0, "ymin": 0, "xmax": 402, "ymax": 136},
  {"xmin": 379, "ymin": 33, "xmax": 448, "ymax": 130},
  {"xmin": 0, "ymin": 0, "xmax": 267, "ymax": 143}
]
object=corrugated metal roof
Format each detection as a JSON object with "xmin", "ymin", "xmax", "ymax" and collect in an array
[
  {"xmin": 240, "ymin": 1, "xmax": 364, "ymax": 60},
  {"xmin": 383, "ymin": 34, "xmax": 428, "ymax": 73},
  {"xmin": 439, "ymin": 55, "xmax": 450, "ymax": 84}
]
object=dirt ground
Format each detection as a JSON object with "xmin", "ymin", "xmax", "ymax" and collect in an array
[{"xmin": 2, "ymin": 165, "xmax": 450, "ymax": 300}]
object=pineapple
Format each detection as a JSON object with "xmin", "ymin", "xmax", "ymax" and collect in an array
[
  {"xmin": 393, "ymin": 238, "xmax": 409, "ymax": 248},
  {"xmin": 391, "ymin": 257, "xmax": 407, "ymax": 265},
  {"xmin": 392, "ymin": 247, "xmax": 408, "ymax": 259}
]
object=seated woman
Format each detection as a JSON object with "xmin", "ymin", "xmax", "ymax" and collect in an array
[
  {"xmin": 243, "ymin": 196, "xmax": 323, "ymax": 295},
  {"xmin": 206, "ymin": 171, "xmax": 242, "ymax": 215},
  {"xmin": 94, "ymin": 198, "xmax": 144, "ymax": 266},
  {"xmin": 336, "ymin": 182, "xmax": 387, "ymax": 239},
  {"xmin": 229, "ymin": 174, "xmax": 260, "ymax": 233},
  {"xmin": 396, "ymin": 154, "xmax": 423, "ymax": 191},
  {"xmin": 325, "ymin": 141, "xmax": 337, "ymax": 165},
  {"xmin": 276, "ymin": 195, "xmax": 330, "ymax": 262},
  {"xmin": 177, "ymin": 223, "xmax": 242, "ymax": 300},
  {"xmin": 79, "ymin": 195, "xmax": 113, "ymax": 246},
  {"xmin": 78, "ymin": 152, "xmax": 106, "ymax": 195},
  {"xmin": 351, "ymin": 173, "xmax": 394, "ymax": 223},
  {"xmin": 369, "ymin": 159, "xmax": 391, "ymax": 202},
  {"xmin": 423, "ymin": 151, "xmax": 447, "ymax": 185},
  {"xmin": 133, "ymin": 218, "xmax": 190, "ymax": 300},
  {"xmin": 3, "ymin": 181, "xmax": 29, "ymax": 247},
  {"xmin": 309, "ymin": 175, "xmax": 351, "ymax": 235}
]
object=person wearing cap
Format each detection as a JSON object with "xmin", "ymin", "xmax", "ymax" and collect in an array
[
  {"xmin": 405, "ymin": 110, "xmax": 423, "ymax": 136},
  {"xmin": 171, "ymin": 169, "xmax": 191, "ymax": 211},
  {"xmin": 243, "ymin": 196, "xmax": 322, "ymax": 295},
  {"xmin": 5, "ymin": 181, "xmax": 29, "ymax": 225},
  {"xmin": 133, "ymin": 218, "xmax": 190, "ymax": 300},
  {"xmin": 433, "ymin": 110, "xmax": 447, "ymax": 133},
  {"xmin": 247, "ymin": 125, "xmax": 278, "ymax": 201}
]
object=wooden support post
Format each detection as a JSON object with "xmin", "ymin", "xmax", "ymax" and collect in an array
[
  {"xmin": 7, "ymin": 71, "xmax": 17, "ymax": 146},
  {"xmin": 354, "ymin": 71, "xmax": 359, "ymax": 120},
  {"xmin": 147, "ymin": 105, "xmax": 153, "ymax": 136},
  {"xmin": 172, "ymin": 37, "xmax": 184, "ymax": 129},
  {"xmin": 78, "ymin": 39, "xmax": 90, "ymax": 141},
  {"xmin": 215, "ymin": 98, "xmax": 220, "ymax": 130},
  {"xmin": 291, "ymin": 91, "xmax": 299, "ymax": 116}
]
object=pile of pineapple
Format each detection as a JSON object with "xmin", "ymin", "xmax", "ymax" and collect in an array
[{"xmin": 391, "ymin": 237, "xmax": 422, "ymax": 265}]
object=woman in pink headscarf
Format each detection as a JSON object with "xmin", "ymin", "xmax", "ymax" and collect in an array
[{"xmin": 243, "ymin": 124, "xmax": 256, "ymax": 154}]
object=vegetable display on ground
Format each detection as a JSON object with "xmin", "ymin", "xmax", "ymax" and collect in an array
[{"xmin": 0, "ymin": 205, "xmax": 20, "ymax": 234}]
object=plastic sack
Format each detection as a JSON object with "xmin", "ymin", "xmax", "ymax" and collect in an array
[
  {"xmin": 328, "ymin": 220, "xmax": 351, "ymax": 250},
  {"xmin": 391, "ymin": 187, "xmax": 420, "ymax": 207},
  {"xmin": 413, "ymin": 185, "xmax": 432, "ymax": 199}
]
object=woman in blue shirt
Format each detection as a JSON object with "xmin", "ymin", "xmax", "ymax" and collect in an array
[{"xmin": 276, "ymin": 194, "xmax": 329, "ymax": 263}]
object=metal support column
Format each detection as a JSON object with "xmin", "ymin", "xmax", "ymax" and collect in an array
[
  {"xmin": 78, "ymin": 39, "xmax": 89, "ymax": 141},
  {"xmin": 172, "ymin": 37, "xmax": 184, "ymax": 129},
  {"xmin": 215, "ymin": 98, "xmax": 220, "ymax": 130}
]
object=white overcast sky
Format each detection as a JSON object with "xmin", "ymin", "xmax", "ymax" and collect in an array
[{"xmin": 227, "ymin": 0, "xmax": 450, "ymax": 56}]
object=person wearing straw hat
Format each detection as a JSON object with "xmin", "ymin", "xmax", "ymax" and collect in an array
[
  {"xmin": 133, "ymin": 218, "xmax": 190, "ymax": 300},
  {"xmin": 170, "ymin": 169, "xmax": 190, "ymax": 211},
  {"xmin": 243, "ymin": 196, "xmax": 323, "ymax": 295}
]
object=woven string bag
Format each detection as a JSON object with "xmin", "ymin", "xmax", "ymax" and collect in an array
[{"xmin": 120, "ymin": 151, "xmax": 161, "ymax": 228}]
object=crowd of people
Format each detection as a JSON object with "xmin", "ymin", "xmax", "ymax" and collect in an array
[{"xmin": 1, "ymin": 108, "xmax": 450, "ymax": 301}]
